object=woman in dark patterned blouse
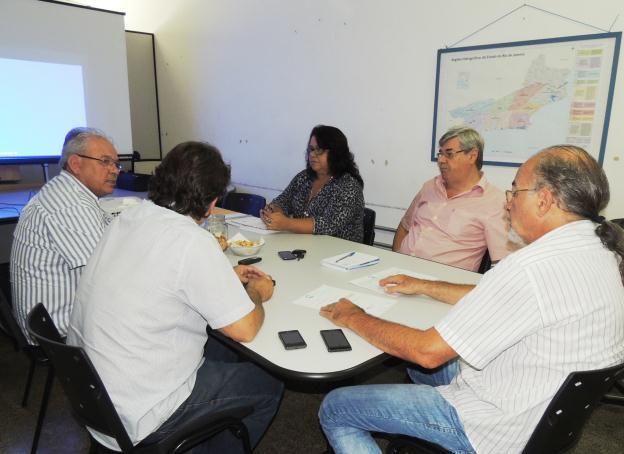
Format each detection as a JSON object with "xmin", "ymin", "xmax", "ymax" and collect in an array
[{"xmin": 260, "ymin": 125, "xmax": 364, "ymax": 242}]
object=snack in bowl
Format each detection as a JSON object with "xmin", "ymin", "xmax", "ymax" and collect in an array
[
  {"xmin": 215, "ymin": 234, "xmax": 228, "ymax": 251},
  {"xmin": 232, "ymin": 239, "xmax": 259, "ymax": 248},
  {"xmin": 229, "ymin": 237, "xmax": 265, "ymax": 256}
]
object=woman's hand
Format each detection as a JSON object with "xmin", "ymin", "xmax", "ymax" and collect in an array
[{"xmin": 261, "ymin": 210, "xmax": 290, "ymax": 230}]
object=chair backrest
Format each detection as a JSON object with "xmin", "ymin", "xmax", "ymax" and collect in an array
[
  {"xmin": 611, "ymin": 218, "xmax": 624, "ymax": 228},
  {"xmin": 522, "ymin": 362, "xmax": 624, "ymax": 454},
  {"xmin": 0, "ymin": 287, "xmax": 30, "ymax": 351},
  {"xmin": 477, "ymin": 249, "xmax": 491, "ymax": 274},
  {"xmin": 223, "ymin": 193, "xmax": 266, "ymax": 217},
  {"xmin": 363, "ymin": 208, "xmax": 376, "ymax": 246},
  {"xmin": 27, "ymin": 303, "xmax": 135, "ymax": 452}
]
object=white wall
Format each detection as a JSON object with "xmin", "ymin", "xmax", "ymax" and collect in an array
[{"xmin": 119, "ymin": 0, "xmax": 623, "ymax": 227}]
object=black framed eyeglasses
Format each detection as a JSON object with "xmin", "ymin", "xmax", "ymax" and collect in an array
[
  {"xmin": 306, "ymin": 146, "xmax": 327, "ymax": 157},
  {"xmin": 505, "ymin": 188, "xmax": 537, "ymax": 203},
  {"xmin": 436, "ymin": 149, "xmax": 470, "ymax": 160},
  {"xmin": 292, "ymin": 249, "xmax": 306, "ymax": 260},
  {"xmin": 76, "ymin": 154, "xmax": 122, "ymax": 171}
]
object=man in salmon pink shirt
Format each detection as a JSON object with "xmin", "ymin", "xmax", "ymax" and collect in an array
[{"xmin": 392, "ymin": 126, "xmax": 511, "ymax": 272}]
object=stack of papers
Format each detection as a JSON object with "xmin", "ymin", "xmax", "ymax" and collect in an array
[
  {"xmin": 321, "ymin": 251, "xmax": 380, "ymax": 271},
  {"xmin": 226, "ymin": 215, "xmax": 281, "ymax": 235}
]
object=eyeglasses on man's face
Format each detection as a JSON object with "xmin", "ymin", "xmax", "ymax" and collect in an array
[
  {"xmin": 505, "ymin": 188, "xmax": 537, "ymax": 203},
  {"xmin": 76, "ymin": 154, "xmax": 122, "ymax": 171},
  {"xmin": 307, "ymin": 146, "xmax": 327, "ymax": 157},
  {"xmin": 436, "ymin": 149, "xmax": 470, "ymax": 160}
]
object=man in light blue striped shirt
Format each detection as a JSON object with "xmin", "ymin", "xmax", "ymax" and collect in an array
[{"xmin": 10, "ymin": 127, "xmax": 121, "ymax": 340}]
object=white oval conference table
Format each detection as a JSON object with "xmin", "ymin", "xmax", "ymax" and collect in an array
[{"xmin": 212, "ymin": 213, "xmax": 482, "ymax": 382}]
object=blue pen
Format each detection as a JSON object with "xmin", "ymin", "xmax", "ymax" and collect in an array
[
  {"xmin": 354, "ymin": 259, "xmax": 379, "ymax": 268},
  {"xmin": 335, "ymin": 251, "xmax": 356, "ymax": 263}
]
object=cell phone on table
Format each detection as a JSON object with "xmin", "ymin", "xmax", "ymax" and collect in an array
[
  {"xmin": 278, "ymin": 330, "xmax": 307, "ymax": 350},
  {"xmin": 278, "ymin": 251, "xmax": 297, "ymax": 260},
  {"xmin": 320, "ymin": 329, "xmax": 352, "ymax": 352}
]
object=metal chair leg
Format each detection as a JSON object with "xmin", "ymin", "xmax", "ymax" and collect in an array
[
  {"xmin": 30, "ymin": 367, "xmax": 54, "ymax": 454},
  {"xmin": 22, "ymin": 357, "xmax": 37, "ymax": 407}
]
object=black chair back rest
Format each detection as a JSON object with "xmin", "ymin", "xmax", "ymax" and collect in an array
[
  {"xmin": 27, "ymin": 304, "xmax": 135, "ymax": 452},
  {"xmin": 611, "ymin": 218, "xmax": 624, "ymax": 228},
  {"xmin": 522, "ymin": 363, "xmax": 624, "ymax": 454},
  {"xmin": 0, "ymin": 287, "xmax": 30, "ymax": 350},
  {"xmin": 363, "ymin": 208, "xmax": 376, "ymax": 246},
  {"xmin": 223, "ymin": 193, "xmax": 266, "ymax": 217},
  {"xmin": 477, "ymin": 250, "xmax": 491, "ymax": 274}
]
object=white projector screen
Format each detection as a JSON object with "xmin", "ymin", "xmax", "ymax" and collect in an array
[
  {"xmin": 0, "ymin": 57, "xmax": 87, "ymax": 161},
  {"xmin": 0, "ymin": 0, "xmax": 132, "ymax": 164}
]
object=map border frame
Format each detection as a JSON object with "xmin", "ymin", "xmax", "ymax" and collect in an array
[{"xmin": 431, "ymin": 32, "xmax": 622, "ymax": 167}]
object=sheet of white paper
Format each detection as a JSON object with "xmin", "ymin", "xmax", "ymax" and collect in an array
[
  {"xmin": 226, "ymin": 215, "xmax": 281, "ymax": 234},
  {"xmin": 349, "ymin": 267, "xmax": 439, "ymax": 296},
  {"xmin": 224, "ymin": 213, "xmax": 249, "ymax": 220},
  {"xmin": 291, "ymin": 285, "xmax": 396, "ymax": 317}
]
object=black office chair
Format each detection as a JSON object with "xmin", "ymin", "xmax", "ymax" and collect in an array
[
  {"xmin": 362, "ymin": 208, "xmax": 376, "ymax": 246},
  {"xmin": 223, "ymin": 193, "xmax": 266, "ymax": 217},
  {"xmin": 385, "ymin": 362, "xmax": 624, "ymax": 454},
  {"xmin": 610, "ymin": 218, "xmax": 624, "ymax": 227},
  {"xmin": 27, "ymin": 303, "xmax": 253, "ymax": 454},
  {"xmin": 0, "ymin": 290, "xmax": 54, "ymax": 454},
  {"xmin": 477, "ymin": 249, "xmax": 491, "ymax": 274},
  {"xmin": 602, "ymin": 218, "xmax": 624, "ymax": 406}
]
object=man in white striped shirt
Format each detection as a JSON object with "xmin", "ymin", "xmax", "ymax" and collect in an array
[
  {"xmin": 10, "ymin": 127, "xmax": 120, "ymax": 340},
  {"xmin": 319, "ymin": 145, "xmax": 624, "ymax": 453}
]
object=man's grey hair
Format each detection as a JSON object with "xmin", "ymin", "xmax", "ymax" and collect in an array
[
  {"xmin": 439, "ymin": 126, "xmax": 484, "ymax": 170},
  {"xmin": 534, "ymin": 145, "xmax": 623, "ymax": 282},
  {"xmin": 534, "ymin": 145, "xmax": 609, "ymax": 219},
  {"xmin": 58, "ymin": 127, "xmax": 112, "ymax": 170}
]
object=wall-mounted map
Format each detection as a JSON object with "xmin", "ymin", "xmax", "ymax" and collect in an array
[{"xmin": 432, "ymin": 32, "xmax": 621, "ymax": 166}]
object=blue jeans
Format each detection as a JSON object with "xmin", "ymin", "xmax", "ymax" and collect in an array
[
  {"xmin": 141, "ymin": 337, "xmax": 284, "ymax": 453},
  {"xmin": 319, "ymin": 361, "xmax": 475, "ymax": 454}
]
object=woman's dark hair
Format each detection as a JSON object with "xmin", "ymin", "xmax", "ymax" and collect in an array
[
  {"xmin": 148, "ymin": 141, "xmax": 230, "ymax": 220},
  {"xmin": 536, "ymin": 145, "xmax": 624, "ymax": 282},
  {"xmin": 305, "ymin": 125, "xmax": 363, "ymax": 187}
]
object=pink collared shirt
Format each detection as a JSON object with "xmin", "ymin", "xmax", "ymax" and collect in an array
[{"xmin": 398, "ymin": 175, "xmax": 511, "ymax": 271}]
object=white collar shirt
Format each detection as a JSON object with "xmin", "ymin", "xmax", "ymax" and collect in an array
[
  {"xmin": 435, "ymin": 220, "xmax": 624, "ymax": 453},
  {"xmin": 67, "ymin": 200, "xmax": 255, "ymax": 449}
]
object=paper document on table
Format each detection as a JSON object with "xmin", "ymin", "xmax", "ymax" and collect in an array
[
  {"xmin": 292, "ymin": 285, "xmax": 396, "ymax": 317},
  {"xmin": 321, "ymin": 251, "xmax": 380, "ymax": 271},
  {"xmin": 350, "ymin": 267, "xmax": 439, "ymax": 296},
  {"xmin": 226, "ymin": 215, "xmax": 281, "ymax": 234},
  {"xmin": 224, "ymin": 213, "xmax": 249, "ymax": 220}
]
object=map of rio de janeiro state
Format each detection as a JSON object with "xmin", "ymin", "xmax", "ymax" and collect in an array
[
  {"xmin": 433, "ymin": 33, "xmax": 620, "ymax": 166},
  {"xmin": 450, "ymin": 55, "xmax": 570, "ymax": 132}
]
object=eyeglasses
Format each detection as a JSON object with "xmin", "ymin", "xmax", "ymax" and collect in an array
[
  {"xmin": 436, "ymin": 149, "xmax": 470, "ymax": 160},
  {"xmin": 76, "ymin": 154, "xmax": 122, "ymax": 171},
  {"xmin": 307, "ymin": 146, "xmax": 327, "ymax": 157},
  {"xmin": 505, "ymin": 188, "xmax": 537, "ymax": 203}
]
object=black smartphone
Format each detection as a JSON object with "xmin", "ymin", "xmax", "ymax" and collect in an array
[
  {"xmin": 278, "ymin": 330, "xmax": 307, "ymax": 350},
  {"xmin": 278, "ymin": 251, "xmax": 297, "ymax": 260},
  {"xmin": 238, "ymin": 256, "xmax": 261, "ymax": 265},
  {"xmin": 320, "ymin": 329, "xmax": 352, "ymax": 352}
]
